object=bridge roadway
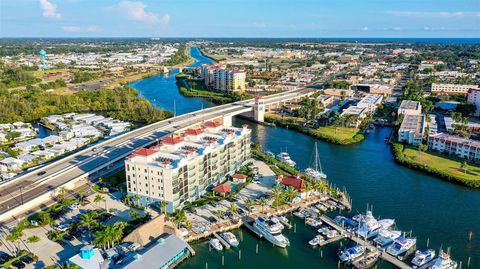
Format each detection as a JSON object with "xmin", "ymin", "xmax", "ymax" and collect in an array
[{"xmin": 0, "ymin": 88, "xmax": 313, "ymax": 220}]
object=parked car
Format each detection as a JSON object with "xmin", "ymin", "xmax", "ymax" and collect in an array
[
  {"xmin": 69, "ymin": 203, "xmax": 80, "ymax": 210},
  {"xmin": 64, "ymin": 234, "xmax": 75, "ymax": 241},
  {"xmin": 19, "ymin": 255, "xmax": 34, "ymax": 264},
  {"xmin": 54, "ymin": 224, "xmax": 69, "ymax": 232},
  {"xmin": 11, "ymin": 260, "xmax": 25, "ymax": 269}
]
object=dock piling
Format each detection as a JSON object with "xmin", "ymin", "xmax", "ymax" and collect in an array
[
  {"xmin": 320, "ymin": 250, "xmax": 323, "ymax": 258},
  {"xmin": 256, "ymin": 244, "xmax": 259, "ymax": 254},
  {"xmin": 239, "ymin": 250, "xmax": 242, "ymax": 260},
  {"xmin": 427, "ymin": 238, "xmax": 430, "ymax": 248},
  {"xmin": 205, "ymin": 262, "xmax": 208, "ymax": 269},
  {"xmin": 222, "ymin": 255, "xmax": 224, "ymax": 266},
  {"xmin": 467, "ymin": 256, "xmax": 471, "ymax": 267}
]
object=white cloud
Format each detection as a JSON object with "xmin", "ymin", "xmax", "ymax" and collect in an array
[
  {"xmin": 361, "ymin": 26, "xmax": 369, "ymax": 31},
  {"xmin": 118, "ymin": 1, "xmax": 167, "ymax": 26},
  {"xmin": 62, "ymin": 26, "xmax": 101, "ymax": 33},
  {"xmin": 39, "ymin": 0, "xmax": 61, "ymax": 19},
  {"xmin": 388, "ymin": 11, "xmax": 480, "ymax": 18}
]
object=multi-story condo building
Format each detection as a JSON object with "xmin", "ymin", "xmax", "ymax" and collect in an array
[
  {"xmin": 468, "ymin": 88, "xmax": 480, "ymax": 116},
  {"xmin": 428, "ymin": 133, "xmax": 480, "ymax": 162},
  {"xmin": 356, "ymin": 94, "xmax": 383, "ymax": 114},
  {"xmin": 398, "ymin": 114, "xmax": 425, "ymax": 146},
  {"xmin": 200, "ymin": 64, "xmax": 246, "ymax": 93},
  {"xmin": 125, "ymin": 121, "xmax": 251, "ymax": 212},
  {"xmin": 398, "ymin": 100, "xmax": 422, "ymax": 116},
  {"xmin": 431, "ymin": 83, "xmax": 479, "ymax": 95}
]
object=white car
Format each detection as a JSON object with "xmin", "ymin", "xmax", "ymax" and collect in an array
[
  {"xmin": 69, "ymin": 203, "xmax": 80, "ymax": 210},
  {"xmin": 54, "ymin": 224, "xmax": 69, "ymax": 232}
]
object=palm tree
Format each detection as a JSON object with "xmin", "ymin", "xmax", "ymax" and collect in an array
[
  {"xmin": 122, "ymin": 194, "xmax": 131, "ymax": 206},
  {"xmin": 313, "ymin": 180, "xmax": 327, "ymax": 194},
  {"xmin": 80, "ymin": 212, "xmax": 97, "ymax": 230},
  {"xmin": 214, "ymin": 210, "xmax": 223, "ymax": 220},
  {"xmin": 283, "ymin": 186, "xmax": 298, "ymax": 202},
  {"xmin": 258, "ymin": 197, "xmax": 268, "ymax": 211},
  {"xmin": 94, "ymin": 194, "xmax": 105, "ymax": 208},
  {"xmin": 303, "ymin": 181, "xmax": 314, "ymax": 197},
  {"xmin": 245, "ymin": 199, "xmax": 255, "ymax": 211},
  {"xmin": 172, "ymin": 210, "xmax": 187, "ymax": 228},
  {"xmin": 159, "ymin": 201, "xmax": 168, "ymax": 214},
  {"xmin": 270, "ymin": 185, "xmax": 284, "ymax": 207},
  {"xmin": 227, "ymin": 203, "xmax": 239, "ymax": 215},
  {"xmin": 77, "ymin": 189, "xmax": 87, "ymax": 204},
  {"xmin": 460, "ymin": 160, "xmax": 468, "ymax": 175},
  {"xmin": 56, "ymin": 187, "xmax": 68, "ymax": 202}
]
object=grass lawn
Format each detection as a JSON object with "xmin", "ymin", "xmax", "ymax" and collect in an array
[
  {"xmin": 313, "ymin": 126, "xmax": 360, "ymax": 140},
  {"xmin": 403, "ymin": 148, "xmax": 480, "ymax": 182},
  {"xmin": 265, "ymin": 113, "xmax": 304, "ymax": 123}
]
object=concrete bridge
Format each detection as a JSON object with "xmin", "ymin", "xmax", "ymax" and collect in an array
[{"xmin": 0, "ymin": 88, "xmax": 314, "ymax": 223}]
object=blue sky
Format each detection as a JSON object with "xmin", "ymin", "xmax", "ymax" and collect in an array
[{"xmin": 0, "ymin": 0, "xmax": 479, "ymax": 37}]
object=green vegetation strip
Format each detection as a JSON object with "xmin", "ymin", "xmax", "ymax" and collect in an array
[
  {"xmin": 391, "ymin": 143, "xmax": 480, "ymax": 189},
  {"xmin": 265, "ymin": 116, "xmax": 364, "ymax": 145}
]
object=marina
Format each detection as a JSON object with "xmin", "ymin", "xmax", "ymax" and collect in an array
[{"xmin": 129, "ymin": 48, "xmax": 479, "ymax": 269}]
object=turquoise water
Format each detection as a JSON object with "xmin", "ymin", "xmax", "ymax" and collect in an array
[{"xmin": 130, "ymin": 48, "xmax": 480, "ymax": 268}]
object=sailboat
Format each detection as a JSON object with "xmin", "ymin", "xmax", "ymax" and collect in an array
[{"xmin": 305, "ymin": 142, "xmax": 327, "ymax": 180}]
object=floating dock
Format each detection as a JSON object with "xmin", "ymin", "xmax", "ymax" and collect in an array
[
  {"xmin": 318, "ymin": 215, "xmax": 412, "ymax": 269},
  {"xmin": 318, "ymin": 234, "xmax": 343, "ymax": 247},
  {"xmin": 278, "ymin": 217, "xmax": 292, "ymax": 229}
]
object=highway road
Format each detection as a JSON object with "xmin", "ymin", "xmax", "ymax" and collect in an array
[{"xmin": 0, "ymin": 88, "xmax": 312, "ymax": 218}]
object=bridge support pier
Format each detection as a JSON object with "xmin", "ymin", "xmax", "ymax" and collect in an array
[
  {"xmin": 223, "ymin": 115, "xmax": 232, "ymax": 127},
  {"xmin": 254, "ymin": 97, "xmax": 265, "ymax": 122}
]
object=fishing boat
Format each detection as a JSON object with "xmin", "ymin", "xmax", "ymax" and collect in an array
[
  {"xmin": 305, "ymin": 217, "xmax": 322, "ymax": 227},
  {"xmin": 318, "ymin": 226, "xmax": 330, "ymax": 235},
  {"xmin": 338, "ymin": 245, "xmax": 367, "ymax": 263},
  {"xmin": 411, "ymin": 248, "xmax": 435, "ymax": 268},
  {"xmin": 386, "ymin": 236, "xmax": 417, "ymax": 258},
  {"xmin": 304, "ymin": 142, "xmax": 327, "ymax": 180},
  {"xmin": 351, "ymin": 251, "xmax": 380, "ymax": 269},
  {"xmin": 276, "ymin": 151, "xmax": 296, "ymax": 167},
  {"xmin": 373, "ymin": 229, "xmax": 402, "ymax": 248},
  {"xmin": 430, "ymin": 251, "xmax": 458, "ymax": 269},
  {"xmin": 308, "ymin": 235, "xmax": 325, "ymax": 246},
  {"xmin": 220, "ymin": 232, "xmax": 239, "ymax": 248},
  {"xmin": 209, "ymin": 238, "xmax": 223, "ymax": 251}
]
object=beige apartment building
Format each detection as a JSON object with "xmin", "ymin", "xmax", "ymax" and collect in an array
[
  {"xmin": 125, "ymin": 121, "xmax": 251, "ymax": 212},
  {"xmin": 200, "ymin": 64, "xmax": 246, "ymax": 93},
  {"xmin": 431, "ymin": 83, "xmax": 479, "ymax": 95}
]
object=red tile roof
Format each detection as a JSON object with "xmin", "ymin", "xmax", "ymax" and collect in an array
[
  {"xmin": 279, "ymin": 176, "xmax": 306, "ymax": 192},
  {"xmin": 232, "ymin": 173, "xmax": 248, "ymax": 179},
  {"xmin": 162, "ymin": 137, "xmax": 183, "ymax": 144},
  {"xmin": 185, "ymin": 128, "xmax": 204, "ymax": 135},
  {"xmin": 212, "ymin": 184, "xmax": 232, "ymax": 193},
  {"xmin": 204, "ymin": 121, "xmax": 222, "ymax": 128},
  {"xmin": 133, "ymin": 148, "xmax": 158, "ymax": 157}
]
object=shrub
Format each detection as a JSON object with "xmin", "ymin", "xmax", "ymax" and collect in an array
[{"xmin": 27, "ymin": 235, "xmax": 41, "ymax": 243}]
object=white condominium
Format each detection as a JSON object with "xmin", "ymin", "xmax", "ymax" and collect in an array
[
  {"xmin": 431, "ymin": 83, "xmax": 479, "ymax": 95},
  {"xmin": 200, "ymin": 64, "xmax": 246, "ymax": 93},
  {"xmin": 398, "ymin": 114, "xmax": 425, "ymax": 146},
  {"xmin": 125, "ymin": 121, "xmax": 251, "ymax": 212},
  {"xmin": 428, "ymin": 133, "xmax": 480, "ymax": 162},
  {"xmin": 468, "ymin": 88, "xmax": 480, "ymax": 116},
  {"xmin": 356, "ymin": 94, "xmax": 383, "ymax": 114},
  {"xmin": 398, "ymin": 100, "xmax": 422, "ymax": 116}
]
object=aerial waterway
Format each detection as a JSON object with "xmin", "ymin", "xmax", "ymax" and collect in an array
[{"xmin": 129, "ymin": 47, "xmax": 479, "ymax": 268}]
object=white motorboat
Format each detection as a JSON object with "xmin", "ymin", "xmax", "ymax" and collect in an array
[
  {"xmin": 253, "ymin": 217, "xmax": 290, "ymax": 248},
  {"xmin": 316, "ymin": 203, "xmax": 328, "ymax": 212},
  {"xmin": 373, "ymin": 229, "xmax": 402, "ymax": 247},
  {"xmin": 338, "ymin": 245, "xmax": 367, "ymax": 263},
  {"xmin": 386, "ymin": 236, "xmax": 416, "ymax": 257},
  {"xmin": 276, "ymin": 152, "xmax": 296, "ymax": 167},
  {"xmin": 270, "ymin": 217, "xmax": 285, "ymax": 230},
  {"xmin": 411, "ymin": 248, "xmax": 435, "ymax": 268},
  {"xmin": 326, "ymin": 229, "xmax": 340, "ymax": 239},
  {"xmin": 356, "ymin": 211, "xmax": 382, "ymax": 239},
  {"xmin": 305, "ymin": 217, "xmax": 322, "ymax": 227},
  {"xmin": 293, "ymin": 209, "xmax": 305, "ymax": 219},
  {"xmin": 430, "ymin": 251, "xmax": 458, "ymax": 269},
  {"xmin": 304, "ymin": 142, "xmax": 327, "ymax": 180},
  {"xmin": 318, "ymin": 226, "xmax": 330, "ymax": 235},
  {"xmin": 378, "ymin": 219, "xmax": 395, "ymax": 230},
  {"xmin": 309, "ymin": 235, "xmax": 325, "ymax": 246},
  {"xmin": 220, "ymin": 232, "xmax": 239, "ymax": 248},
  {"xmin": 209, "ymin": 238, "xmax": 223, "ymax": 251}
]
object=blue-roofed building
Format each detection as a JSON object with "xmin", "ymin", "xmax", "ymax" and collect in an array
[{"xmin": 119, "ymin": 234, "xmax": 191, "ymax": 269}]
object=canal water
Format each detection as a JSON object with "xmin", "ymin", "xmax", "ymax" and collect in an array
[{"xmin": 130, "ymin": 48, "xmax": 480, "ymax": 268}]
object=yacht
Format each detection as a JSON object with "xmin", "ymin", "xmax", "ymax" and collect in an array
[
  {"xmin": 373, "ymin": 229, "xmax": 402, "ymax": 247},
  {"xmin": 276, "ymin": 152, "xmax": 296, "ymax": 167},
  {"xmin": 386, "ymin": 236, "xmax": 416, "ymax": 257},
  {"xmin": 220, "ymin": 232, "xmax": 239, "ymax": 248},
  {"xmin": 351, "ymin": 251, "xmax": 380, "ymax": 269},
  {"xmin": 411, "ymin": 248, "xmax": 435, "ymax": 268},
  {"xmin": 356, "ymin": 211, "xmax": 382, "ymax": 239},
  {"xmin": 430, "ymin": 251, "xmax": 458, "ymax": 269},
  {"xmin": 209, "ymin": 238, "xmax": 223, "ymax": 251},
  {"xmin": 318, "ymin": 226, "xmax": 330, "ymax": 235},
  {"xmin": 338, "ymin": 245, "xmax": 367, "ymax": 263},
  {"xmin": 378, "ymin": 219, "xmax": 395, "ymax": 230},
  {"xmin": 253, "ymin": 217, "xmax": 290, "ymax": 248},
  {"xmin": 304, "ymin": 142, "xmax": 327, "ymax": 180},
  {"xmin": 309, "ymin": 235, "xmax": 325, "ymax": 246},
  {"xmin": 305, "ymin": 217, "xmax": 322, "ymax": 227}
]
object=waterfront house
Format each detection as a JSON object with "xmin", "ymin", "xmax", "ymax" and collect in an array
[
  {"xmin": 276, "ymin": 174, "xmax": 312, "ymax": 198},
  {"xmin": 232, "ymin": 173, "xmax": 248, "ymax": 183},
  {"xmin": 428, "ymin": 133, "xmax": 480, "ymax": 162},
  {"xmin": 69, "ymin": 245, "xmax": 109, "ymax": 269}
]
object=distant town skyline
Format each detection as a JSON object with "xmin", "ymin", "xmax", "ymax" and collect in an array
[{"xmin": 0, "ymin": 0, "xmax": 479, "ymax": 38}]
